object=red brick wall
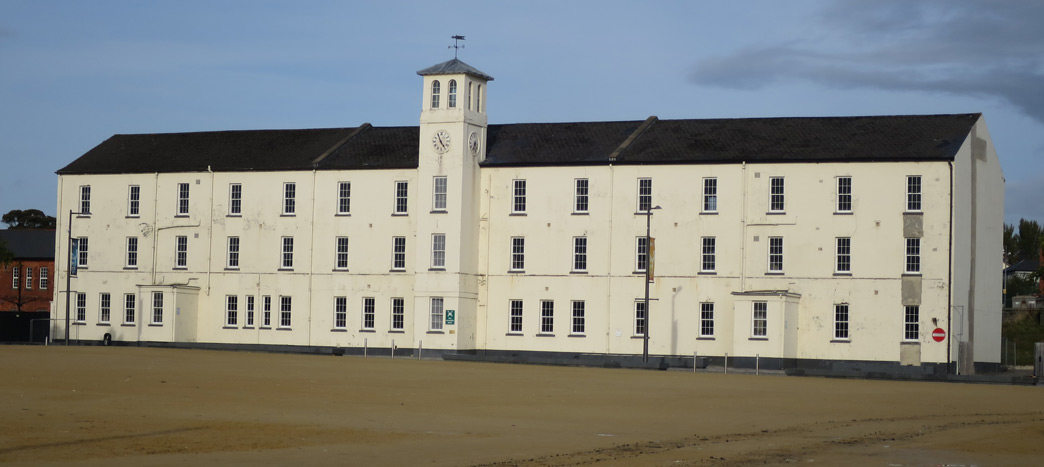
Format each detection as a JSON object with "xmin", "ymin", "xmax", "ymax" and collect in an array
[{"xmin": 0, "ymin": 260, "xmax": 55, "ymax": 312}]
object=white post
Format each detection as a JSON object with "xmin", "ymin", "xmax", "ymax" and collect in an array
[
  {"xmin": 724, "ymin": 353, "xmax": 728, "ymax": 375},
  {"xmin": 392, "ymin": 339, "xmax": 396, "ymax": 359},
  {"xmin": 756, "ymin": 354, "xmax": 760, "ymax": 375},
  {"xmin": 364, "ymin": 338, "xmax": 368, "ymax": 358},
  {"xmin": 418, "ymin": 340, "xmax": 422, "ymax": 360},
  {"xmin": 693, "ymin": 351, "xmax": 697, "ymax": 373}
]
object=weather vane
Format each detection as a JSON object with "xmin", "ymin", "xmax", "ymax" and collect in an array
[{"xmin": 449, "ymin": 35, "xmax": 465, "ymax": 58}]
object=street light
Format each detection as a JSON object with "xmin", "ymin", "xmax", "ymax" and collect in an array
[
  {"xmin": 64, "ymin": 209, "xmax": 82, "ymax": 346},
  {"xmin": 643, "ymin": 205, "xmax": 662, "ymax": 363}
]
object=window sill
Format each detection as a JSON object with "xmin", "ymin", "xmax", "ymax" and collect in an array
[
  {"xmin": 570, "ymin": 270, "xmax": 588, "ymax": 274},
  {"xmin": 698, "ymin": 271, "xmax": 716, "ymax": 275},
  {"xmin": 390, "ymin": 268, "xmax": 406, "ymax": 273},
  {"xmin": 633, "ymin": 270, "xmax": 647, "ymax": 275},
  {"xmin": 174, "ymin": 214, "xmax": 189, "ymax": 218},
  {"xmin": 536, "ymin": 333, "xmax": 554, "ymax": 337},
  {"xmin": 173, "ymin": 267, "xmax": 187, "ymax": 271},
  {"xmin": 359, "ymin": 329, "xmax": 376, "ymax": 333},
  {"xmin": 508, "ymin": 269, "xmax": 525, "ymax": 274},
  {"xmin": 631, "ymin": 335, "xmax": 646, "ymax": 339},
  {"xmin": 227, "ymin": 214, "xmax": 242, "ymax": 218},
  {"xmin": 333, "ymin": 268, "xmax": 349, "ymax": 272},
  {"xmin": 225, "ymin": 267, "xmax": 240, "ymax": 271},
  {"xmin": 506, "ymin": 332, "xmax": 523, "ymax": 336},
  {"xmin": 278, "ymin": 268, "xmax": 294, "ymax": 272},
  {"xmin": 700, "ymin": 211, "xmax": 718, "ymax": 215},
  {"xmin": 148, "ymin": 323, "xmax": 164, "ymax": 327},
  {"xmin": 765, "ymin": 271, "xmax": 784, "ymax": 275},
  {"xmin": 904, "ymin": 211, "xmax": 923, "ymax": 215},
  {"xmin": 697, "ymin": 336, "xmax": 715, "ymax": 340},
  {"xmin": 391, "ymin": 213, "xmax": 408, "ymax": 217},
  {"xmin": 222, "ymin": 326, "xmax": 238, "ymax": 329},
  {"xmin": 260, "ymin": 326, "xmax": 271, "ymax": 330},
  {"xmin": 126, "ymin": 215, "xmax": 140, "ymax": 219},
  {"xmin": 429, "ymin": 267, "xmax": 446, "ymax": 271},
  {"xmin": 276, "ymin": 327, "xmax": 292, "ymax": 331},
  {"xmin": 71, "ymin": 322, "xmax": 86, "ymax": 326},
  {"xmin": 834, "ymin": 211, "xmax": 853, "ymax": 216},
  {"xmin": 331, "ymin": 328, "xmax": 347, "ymax": 332},
  {"xmin": 96, "ymin": 322, "xmax": 110, "ymax": 326},
  {"xmin": 833, "ymin": 272, "xmax": 852, "ymax": 276},
  {"xmin": 121, "ymin": 323, "xmax": 136, "ymax": 327},
  {"xmin": 509, "ymin": 212, "xmax": 527, "ymax": 216},
  {"xmin": 76, "ymin": 214, "xmax": 91, "ymax": 218},
  {"xmin": 766, "ymin": 211, "xmax": 786, "ymax": 215},
  {"xmin": 388, "ymin": 329, "xmax": 405, "ymax": 334},
  {"xmin": 335, "ymin": 213, "xmax": 351, "ymax": 217},
  {"xmin": 749, "ymin": 336, "xmax": 769, "ymax": 341},
  {"xmin": 571, "ymin": 212, "xmax": 589, "ymax": 216},
  {"xmin": 124, "ymin": 267, "xmax": 138, "ymax": 271},
  {"xmin": 430, "ymin": 210, "xmax": 447, "ymax": 214},
  {"xmin": 831, "ymin": 339, "xmax": 851, "ymax": 343},
  {"xmin": 902, "ymin": 272, "xmax": 922, "ymax": 277},
  {"xmin": 280, "ymin": 213, "xmax": 296, "ymax": 217},
  {"xmin": 427, "ymin": 330, "xmax": 444, "ymax": 334},
  {"xmin": 243, "ymin": 326, "xmax": 254, "ymax": 329},
  {"xmin": 568, "ymin": 333, "xmax": 585, "ymax": 338}
]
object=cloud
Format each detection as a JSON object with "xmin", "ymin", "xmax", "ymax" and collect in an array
[
  {"xmin": 1005, "ymin": 174, "xmax": 1044, "ymax": 225},
  {"xmin": 689, "ymin": 0, "xmax": 1044, "ymax": 124}
]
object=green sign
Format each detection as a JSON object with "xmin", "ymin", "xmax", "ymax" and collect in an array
[{"xmin": 446, "ymin": 309, "xmax": 456, "ymax": 325}]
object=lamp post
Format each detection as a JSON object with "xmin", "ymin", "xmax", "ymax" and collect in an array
[
  {"xmin": 64, "ymin": 209, "xmax": 80, "ymax": 346},
  {"xmin": 643, "ymin": 205, "xmax": 662, "ymax": 363}
]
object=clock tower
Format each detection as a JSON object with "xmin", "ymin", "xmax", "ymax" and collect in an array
[{"xmin": 414, "ymin": 58, "xmax": 493, "ymax": 351}]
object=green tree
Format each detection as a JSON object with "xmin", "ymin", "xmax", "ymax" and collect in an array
[
  {"xmin": 1015, "ymin": 219, "xmax": 1042, "ymax": 264},
  {"xmin": 0, "ymin": 237, "xmax": 13, "ymax": 266},
  {"xmin": 1, "ymin": 209, "xmax": 56, "ymax": 229}
]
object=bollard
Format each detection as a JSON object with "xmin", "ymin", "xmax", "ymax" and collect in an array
[
  {"xmin": 693, "ymin": 351, "xmax": 697, "ymax": 373},
  {"xmin": 418, "ymin": 340, "xmax": 423, "ymax": 360},
  {"xmin": 756, "ymin": 354, "xmax": 760, "ymax": 375},
  {"xmin": 364, "ymin": 338, "xmax": 368, "ymax": 358},
  {"xmin": 724, "ymin": 353, "xmax": 728, "ymax": 375},
  {"xmin": 392, "ymin": 340, "xmax": 396, "ymax": 359}
]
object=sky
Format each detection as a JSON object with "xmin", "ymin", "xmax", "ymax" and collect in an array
[{"xmin": 1, "ymin": 0, "xmax": 1042, "ymax": 226}]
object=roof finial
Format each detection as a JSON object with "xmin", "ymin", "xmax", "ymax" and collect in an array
[{"xmin": 449, "ymin": 35, "xmax": 465, "ymax": 59}]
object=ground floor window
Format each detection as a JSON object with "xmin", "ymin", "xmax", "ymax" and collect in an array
[
  {"xmin": 279, "ymin": 296, "xmax": 292, "ymax": 328},
  {"xmin": 904, "ymin": 305, "xmax": 919, "ymax": 340},
  {"xmin": 225, "ymin": 295, "xmax": 238, "ymax": 327},
  {"xmin": 540, "ymin": 300, "xmax": 554, "ymax": 334},
  {"xmin": 700, "ymin": 302, "xmax": 714, "ymax": 337},
  {"xmin": 571, "ymin": 301, "xmax": 585, "ymax": 335},
  {"xmin": 333, "ymin": 297, "xmax": 347, "ymax": 330},
  {"xmin": 509, "ymin": 300, "xmax": 523, "ymax": 333},
  {"xmin": 430, "ymin": 297, "xmax": 444, "ymax": 331},
  {"xmin": 363, "ymin": 297, "xmax": 375, "ymax": 330},
  {"xmin": 391, "ymin": 298, "xmax": 404, "ymax": 330},
  {"xmin": 262, "ymin": 296, "xmax": 272, "ymax": 327},
  {"xmin": 752, "ymin": 301, "xmax": 767, "ymax": 337},
  {"xmin": 99, "ymin": 293, "xmax": 110, "ymax": 324},
  {"xmin": 634, "ymin": 301, "xmax": 647, "ymax": 336},
  {"xmin": 834, "ymin": 304, "xmax": 850, "ymax": 340},
  {"xmin": 124, "ymin": 293, "xmax": 135, "ymax": 324},
  {"xmin": 152, "ymin": 292, "xmax": 163, "ymax": 324}
]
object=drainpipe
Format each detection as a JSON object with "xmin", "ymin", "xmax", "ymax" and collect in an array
[
  {"xmin": 946, "ymin": 161, "xmax": 953, "ymax": 372},
  {"xmin": 740, "ymin": 162, "xmax": 748, "ymax": 292}
]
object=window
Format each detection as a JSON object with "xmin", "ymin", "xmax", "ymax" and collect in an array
[
  {"xmin": 333, "ymin": 297, "xmax": 347, "ymax": 330},
  {"xmin": 226, "ymin": 295, "xmax": 238, "ymax": 327},
  {"xmin": 768, "ymin": 237, "xmax": 784, "ymax": 273},
  {"xmin": 512, "ymin": 180, "xmax": 526, "ymax": 214},
  {"xmin": 337, "ymin": 181, "xmax": 351, "ymax": 215},
  {"xmin": 39, "ymin": 267, "xmax": 48, "ymax": 290},
  {"xmin": 906, "ymin": 176, "xmax": 922, "ymax": 211},
  {"xmin": 245, "ymin": 296, "xmax": 255, "ymax": 327},
  {"xmin": 152, "ymin": 292, "xmax": 163, "ymax": 324},
  {"xmin": 431, "ymin": 234, "xmax": 446, "ymax": 269},
  {"xmin": 262, "ymin": 296, "xmax": 272, "ymax": 328},
  {"xmin": 904, "ymin": 305, "xmax": 919, "ymax": 340},
  {"xmin": 394, "ymin": 181, "xmax": 409, "ymax": 214},
  {"xmin": 448, "ymin": 79, "xmax": 457, "ymax": 108},
  {"xmin": 634, "ymin": 301, "xmax": 647, "ymax": 336},
  {"xmin": 391, "ymin": 298, "xmax": 405, "ymax": 331},
  {"xmin": 467, "ymin": 82, "xmax": 473, "ymax": 110},
  {"xmin": 99, "ymin": 293, "xmax": 110, "ymax": 323},
  {"xmin": 283, "ymin": 182, "xmax": 296, "ymax": 215},
  {"xmin": 281, "ymin": 237, "xmax": 294, "ymax": 269},
  {"xmin": 700, "ymin": 303, "xmax": 714, "ymax": 337},
  {"xmin": 635, "ymin": 237, "xmax": 648, "ymax": 272},
  {"xmin": 701, "ymin": 237, "xmax": 716, "ymax": 272},
  {"xmin": 703, "ymin": 178, "xmax": 718, "ymax": 212},
  {"xmin": 637, "ymin": 178, "xmax": 652, "ymax": 212},
  {"xmin": 836, "ymin": 237, "xmax": 851, "ymax": 273},
  {"xmin": 476, "ymin": 84, "xmax": 482, "ymax": 111},
  {"xmin": 752, "ymin": 302, "xmax": 768, "ymax": 337},
  {"xmin": 510, "ymin": 237, "xmax": 525, "ymax": 271},
  {"xmin": 835, "ymin": 304, "xmax": 850, "ymax": 340},
  {"xmin": 905, "ymin": 238, "xmax": 920, "ymax": 273},
  {"xmin": 432, "ymin": 176, "xmax": 447, "ymax": 211},
  {"xmin": 11, "ymin": 267, "xmax": 17, "ymax": 289},
  {"xmin": 430, "ymin": 297, "xmax": 444, "ymax": 331},
  {"xmin": 227, "ymin": 237, "xmax": 240, "ymax": 269},
  {"xmin": 362, "ymin": 297, "xmax": 375, "ymax": 330},
  {"xmin": 540, "ymin": 300, "xmax": 554, "ymax": 334},
  {"xmin": 279, "ymin": 296, "xmax": 292, "ymax": 328},
  {"xmin": 124, "ymin": 293, "xmax": 135, "ymax": 324},
  {"xmin": 509, "ymin": 300, "xmax": 523, "ymax": 333},
  {"xmin": 769, "ymin": 177, "xmax": 785, "ymax": 212},
  {"xmin": 75, "ymin": 293, "xmax": 86, "ymax": 323},
  {"xmin": 77, "ymin": 237, "xmax": 88, "ymax": 268},
  {"xmin": 392, "ymin": 237, "xmax": 406, "ymax": 270},
  {"xmin": 572, "ymin": 237, "xmax": 587, "ymax": 272},
  {"xmin": 574, "ymin": 179, "xmax": 589, "ymax": 213},
  {"xmin": 79, "ymin": 185, "xmax": 91, "ymax": 214},
  {"xmin": 335, "ymin": 237, "xmax": 349, "ymax": 270},
  {"xmin": 837, "ymin": 177, "xmax": 852, "ymax": 213},
  {"xmin": 177, "ymin": 183, "xmax": 190, "ymax": 216},
  {"xmin": 229, "ymin": 183, "xmax": 242, "ymax": 215},
  {"xmin": 126, "ymin": 237, "xmax": 138, "ymax": 268},
  {"xmin": 571, "ymin": 301, "xmax": 585, "ymax": 335},
  {"xmin": 128, "ymin": 185, "xmax": 140, "ymax": 217},
  {"xmin": 25, "ymin": 267, "xmax": 32, "ymax": 289},
  {"xmin": 430, "ymin": 80, "xmax": 440, "ymax": 108},
  {"xmin": 175, "ymin": 236, "xmax": 187, "ymax": 269}
]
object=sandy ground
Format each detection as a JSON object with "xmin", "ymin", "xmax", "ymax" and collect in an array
[{"xmin": 1, "ymin": 346, "xmax": 1042, "ymax": 466}]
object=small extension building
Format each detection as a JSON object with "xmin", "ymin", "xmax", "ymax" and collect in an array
[
  {"xmin": 52, "ymin": 58, "xmax": 1004, "ymax": 373},
  {"xmin": 1, "ymin": 229, "xmax": 55, "ymax": 342}
]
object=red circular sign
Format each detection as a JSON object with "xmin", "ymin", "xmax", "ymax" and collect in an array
[{"xmin": 932, "ymin": 328, "xmax": 946, "ymax": 342}]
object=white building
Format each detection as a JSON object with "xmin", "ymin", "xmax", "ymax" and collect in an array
[{"xmin": 52, "ymin": 58, "xmax": 1004, "ymax": 373}]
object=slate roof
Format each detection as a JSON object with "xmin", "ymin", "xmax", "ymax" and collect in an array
[
  {"xmin": 0, "ymin": 230, "xmax": 55, "ymax": 260},
  {"xmin": 58, "ymin": 113, "xmax": 981, "ymax": 175},
  {"xmin": 416, "ymin": 58, "xmax": 494, "ymax": 81},
  {"xmin": 1005, "ymin": 258, "xmax": 1041, "ymax": 274}
]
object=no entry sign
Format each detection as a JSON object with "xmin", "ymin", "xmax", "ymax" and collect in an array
[{"xmin": 932, "ymin": 328, "xmax": 946, "ymax": 342}]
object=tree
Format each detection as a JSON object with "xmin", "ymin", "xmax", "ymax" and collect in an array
[
  {"xmin": 0, "ymin": 237, "xmax": 13, "ymax": 266},
  {"xmin": 1002, "ymin": 218, "xmax": 1043, "ymax": 265},
  {"xmin": 2, "ymin": 209, "xmax": 56, "ymax": 229}
]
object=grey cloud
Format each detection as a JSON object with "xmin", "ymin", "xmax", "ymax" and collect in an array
[
  {"xmin": 1005, "ymin": 174, "xmax": 1044, "ymax": 225},
  {"xmin": 690, "ymin": 0, "xmax": 1044, "ymax": 124}
]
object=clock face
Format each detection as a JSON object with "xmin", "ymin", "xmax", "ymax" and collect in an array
[
  {"xmin": 432, "ymin": 130, "xmax": 451, "ymax": 153},
  {"xmin": 468, "ymin": 132, "xmax": 479, "ymax": 154}
]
